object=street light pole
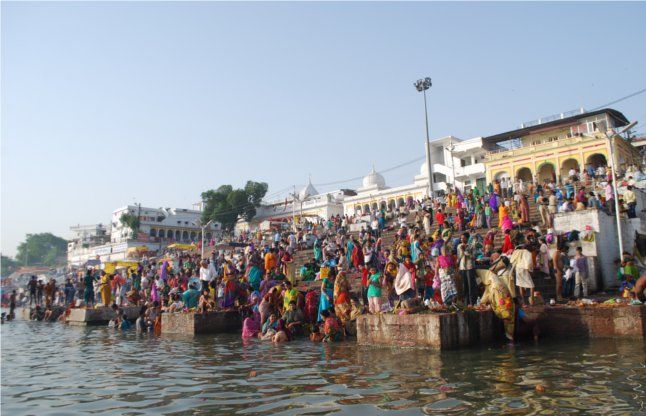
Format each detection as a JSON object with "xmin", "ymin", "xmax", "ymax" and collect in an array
[
  {"xmin": 446, "ymin": 138, "xmax": 456, "ymax": 190},
  {"xmin": 604, "ymin": 120, "xmax": 638, "ymax": 262},
  {"xmin": 415, "ymin": 77, "xmax": 434, "ymax": 198},
  {"xmin": 201, "ymin": 220, "xmax": 213, "ymax": 259}
]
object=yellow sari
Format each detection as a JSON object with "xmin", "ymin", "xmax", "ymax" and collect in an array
[
  {"xmin": 478, "ymin": 269, "xmax": 515, "ymax": 341},
  {"xmin": 100, "ymin": 274, "xmax": 112, "ymax": 306}
]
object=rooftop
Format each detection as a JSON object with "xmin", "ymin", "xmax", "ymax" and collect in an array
[{"xmin": 482, "ymin": 108, "xmax": 629, "ymax": 148}]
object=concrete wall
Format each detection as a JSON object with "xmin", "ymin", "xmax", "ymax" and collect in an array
[
  {"xmin": 356, "ymin": 311, "xmax": 503, "ymax": 350},
  {"xmin": 67, "ymin": 306, "xmax": 140, "ymax": 326},
  {"xmin": 524, "ymin": 305, "xmax": 645, "ymax": 340},
  {"xmin": 553, "ymin": 209, "xmax": 646, "ymax": 290},
  {"xmin": 161, "ymin": 311, "xmax": 243, "ymax": 335}
]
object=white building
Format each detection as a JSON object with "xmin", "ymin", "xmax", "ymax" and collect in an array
[
  {"xmin": 235, "ymin": 179, "xmax": 350, "ymax": 234},
  {"xmin": 67, "ymin": 224, "xmax": 111, "ymax": 266},
  {"xmin": 110, "ymin": 205, "xmax": 221, "ymax": 243},
  {"xmin": 343, "ymin": 136, "xmax": 486, "ymax": 216},
  {"xmin": 68, "ymin": 205, "xmax": 222, "ymax": 266}
]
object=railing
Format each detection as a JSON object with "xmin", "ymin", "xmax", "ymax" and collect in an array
[
  {"xmin": 520, "ymin": 108, "xmax": 585, "ymax": 128},
  {"xmin": 486, "ymin": 133, "xmax": 605, "ymax": 161}
]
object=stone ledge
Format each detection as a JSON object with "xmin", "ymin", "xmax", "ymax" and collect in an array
[
  {"xmin": 524, "ymin": 305, "xmax": 645, "ymax": 339},
  {"xmin": 161, "ymin": 310, "xmax": 244, "ymax": 335},
  {"xmin": 356, "ymin": 311, "xmax": 504, "ymax": 350}
]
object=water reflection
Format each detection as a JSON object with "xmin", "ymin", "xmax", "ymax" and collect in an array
[{"xmin": 1, "ymin": 320, "xmax": 644, "ymax": 415}]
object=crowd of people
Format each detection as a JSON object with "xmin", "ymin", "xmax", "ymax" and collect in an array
[{"xmin": 7, "ymin": 162, "xmax": 646, "ymax": 343}]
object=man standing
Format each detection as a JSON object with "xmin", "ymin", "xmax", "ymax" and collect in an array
[
  {"xmin": 548, "ymin": 191, "xmax": 558, "ymax": 227},
  {"xmin": 501, "ymin": 177, "xmax": 509, "ymax": 198},
  {"xmin": 605, "ymin": 180, "xmax": 615, "ymax": 215},
  {"xmin": 574, "ymin": 247, "xmax": 589, "ymax": 298},
  {"xmin": 9, "ymin": 290, "xmax": 17, "ymax": 319},
  {"xmin": 538, "ymin": 195, "xmax": 550, "ymax": 227},
  {"xmin": 27, "ymin": 275, "xmax": 38, "ymax": 307},
  {"xmin": 624, "ymin": 185, "xmax": 637, "ymax": 218},
  {"xmin": 458, "ymin": 232, "xmax": 478, "ymax": 305},
  {"xmin": 552, "ymin": 245, "xmax": 568, "ymax": 302}
]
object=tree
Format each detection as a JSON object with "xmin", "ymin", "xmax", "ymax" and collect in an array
[
  {"xmin": 15, "ymin": 233, "xmax": 68, "ymax": 267},
  {"xmin": 119, "ymin": 213, "xmax": 141, "ymax": 236},
  {"xmin": 201, "ymin": 180, "xmax": 268, "ymax": 230},
  {"xmin": 1, "ymin": 255, "xmax": 21, "ymax": 277},
  {"xmin": 245, "ymin": 181, "xmax": 269, "ymax": 206}
]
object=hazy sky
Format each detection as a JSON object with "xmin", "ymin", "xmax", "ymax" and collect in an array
[{"xmin": 2, "ymin": 1, "xmax": 645, "ymax": 256}]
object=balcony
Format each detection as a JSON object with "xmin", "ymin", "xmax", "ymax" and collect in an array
[
  {"xmin": 486, "ymin": 133, "xmax": 605, "ymax": 161},
  {"xmin": 454, "ymin": 163, "xmax": 485, "ymax": 178}
]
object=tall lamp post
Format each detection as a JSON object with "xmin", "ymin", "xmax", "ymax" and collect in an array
[
  {"xmin": 201, "ymin": 220, "xmax": 213, "ymax": 259},
  {"xmin": 445, "ymin": 138, "xmax": 456, "ymax": 190},
  {"xmin": 604, "ymin": 120, "xmax": 638, "ymax": 261},
  {"xmin": 415, "ymin": 77, "xmax": 433, "ymax": 198}
]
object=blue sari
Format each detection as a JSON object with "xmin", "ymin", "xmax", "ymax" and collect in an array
[
  {"xmin": 317, "ymin": 278, "xmax": 334, "ymax": 322},
  {"xmin": 313, "ymin": 240, "xmax": 322, "ymax": 262},
  {"xmin": 248, "ymin": 266, "xmax": 262, "ymax": 292},
  {"xmin": 346, "ymin": 241, "xmax": 354, "ymax": 265}
]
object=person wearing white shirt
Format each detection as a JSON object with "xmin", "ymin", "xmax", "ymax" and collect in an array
[{"xmin": 199, "ymin": 261, "xmax": 213, "ymax": 291}]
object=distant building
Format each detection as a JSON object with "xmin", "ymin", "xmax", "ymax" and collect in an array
[
  {"xmin": 236, "ymin": 179, "xmax": 350, "ymax": 234},
  {"xmin": 481, "ymin": 108, "xmax": 640, "ymax": 184},
  {"xmin": 67, "ymin": 224, "xmax": 110, "ymax": 266},
  {"xmin": 110, "ymin": 205, "xmax": 220, "ymax": 244},
  {"xmin": 67, "ymin": 205, "xmax": 221, "ymax": 266},
  {"xmin": 342, "ymin": 136, "xmax": 487, "ymax": 216}
]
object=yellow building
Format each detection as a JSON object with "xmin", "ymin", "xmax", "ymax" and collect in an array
[{"xmin": 482, "ymin": 108, "xmax": 641, "ymax": 184}]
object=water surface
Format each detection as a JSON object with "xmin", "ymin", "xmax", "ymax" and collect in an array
[{"xmin": 1, "ymin": 318, "xmax": 645, "ymax": 415}]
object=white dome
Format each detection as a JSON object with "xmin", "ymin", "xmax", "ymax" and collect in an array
[
  {"xmin": 298, "ymin": 180, "xmax": 318, "ymax": 200},
  {"xmin": 362, "ymin": 167, "xmax": 386, "ymax": 189}
]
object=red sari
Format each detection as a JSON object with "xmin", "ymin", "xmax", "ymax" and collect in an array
[
  {"xmin": 502, "ymin": 234, "xmax": 514, "ymax": 254},
  {"xmin": 351, "ymin": 245, "xmax": 364, "ymax": 269}
]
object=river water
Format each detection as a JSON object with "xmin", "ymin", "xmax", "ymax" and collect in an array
[{"xmin": 1, "ymin": 319, "xmax": 645, "ymax": 415}]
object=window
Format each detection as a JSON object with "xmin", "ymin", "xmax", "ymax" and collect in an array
[{"xmin": 547, "ymin": 136, "xmax": 558, "ymax": 142}]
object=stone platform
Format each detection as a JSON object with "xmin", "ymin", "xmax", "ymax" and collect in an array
[
  {"xmin": 524, "ymin": 304, "xmax": 646, "ymax": 340},
  {"xmin": 356, "ymin": 310, "xmax": 504, "ymax": 350},
  {"xmin": 67, "ymin": 306, "xmax": 141, "ymax": 326},
  {"xmin": 18, "ymin": 306, "xmax": 65, "ymax": 321},
  {"xmin": 161, "ymin": 310, "xmax": 243, "ymax": 335}
]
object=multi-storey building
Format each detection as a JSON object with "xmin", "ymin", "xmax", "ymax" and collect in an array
[
  {"xmin": 110, "ymin": 205, "xmax": 220, "ymax": 244},
  {"xmin": 482, "ymin": 108, "xmax": 640, "ymax": 184}
]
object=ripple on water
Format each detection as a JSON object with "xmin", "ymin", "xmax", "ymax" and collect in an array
[{"xmin": 2, "ymin": 319, "xmax": 646, "ymax": 415}]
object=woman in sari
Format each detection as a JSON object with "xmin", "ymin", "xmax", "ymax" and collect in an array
[
  {"xmin": 519, "ymin": 194, "xmax": 530, "ymax": 224},
  {"xmin": 150, "ymin": 276, "xmax": 160, "ymax": 303},
  {"xmin": 100, "ymin": 272, "xmax": 112, "ymax": 306},
  {"xmin": 242, "ymin": 313, "xmax": 260, "ymax": 339},
  {"xmin": 435, "ymin": 245, "xmax": 457, "ymax": 305},
  {"xmin": 346, "ymin": 240, "xmax": 354, "ymax": 268},
  {"xmin": 489, "ymin": 192, "xmax": 499, "ymax": 214},
  {"xmin": 304, "ymin": 290, "xmax": 319, "ymax": 323},
  {"xmin": 317, "ymin": 274, "xmax": 334, "ymax": 322},
  {"xmin": 351, "ymin": 240, "xmax": 364, "ymax": 270},
  {"xmin": 333, "ymin": 271, "xmax": 352, "ymax": 322},
  {"xmin": 313, "ymin": 238, "xmax": 322, "ymax": 263},
  {"xmin": 221, "ymin": 262, "xmax": 238, "ymax": 308},
  {"xmin": 479, "ymin": 265, "xmax": 515, "ymax": 342},
  {"xmin": 247, "ymin": 265, "xmax": 262, "ymax": 293}
]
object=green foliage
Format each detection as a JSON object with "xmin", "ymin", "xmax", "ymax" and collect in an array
[
  {"xmin": 120, "ymin": 213, "xmax": 141, "ymax": 234},
  {"xmin": 201, "ymin": 180, "xmax": 268, "ymax": 230},
  {"xmin": 1, "ymin": 255, "xmax": 21, "ymax": 276},
  {"xmin": 15, "ymin": 233, "xmax": 68, "ymax": 267}
]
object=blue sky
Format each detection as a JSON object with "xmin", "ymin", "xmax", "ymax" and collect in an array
[{"xmin": 2, "ymin": 2, "xmax": 645, "ymax": 256}]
